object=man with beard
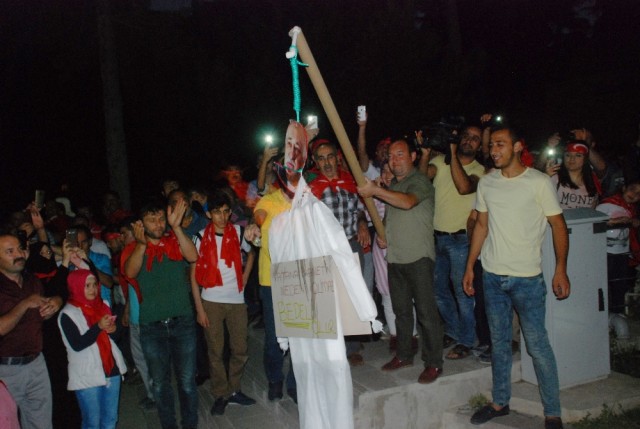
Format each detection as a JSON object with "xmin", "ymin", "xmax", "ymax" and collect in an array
[
  {"xmin": 420, "ymin": 125, "xmax": 485, "ymax": 359},
  {"xmin": 166, "ymin": 189, "xmax": 210, "ymax": 240},
  {"xmin": 0, "ymin": 234, "xmax": 62, "ymax": 429},
  {"xmin": 123, "ymin": 199, "xmax": 199, "ymax": 429},
  {"xmin": 463, "ymin": 126, "xmax": 569, "ymax": 429}
]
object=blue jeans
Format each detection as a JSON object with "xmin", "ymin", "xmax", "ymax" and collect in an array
[
  {"xmin": 75, "ymin": 375, "xmax": 121, "ymax": 429},
  {"xmin": 434, "ymin": 234, "xmax": 476, "ymax": 347},
  {"xmin": 260, "ymin": 286, "xmax": 296, "ymax": 390},
  {"xmin": 483, "ymin": 272, "xmax": 561, "ymax": 417},
  {"xmin": 140, "ymin": 315, "xmax": 198, "ymax": 429}
]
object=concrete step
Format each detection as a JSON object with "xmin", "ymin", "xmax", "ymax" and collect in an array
[
  {"xmin": 440, "ymin": 370, "xmax": 640, "ymax": 429},
  {"xmin": 442, "ymin": 405, "xmax": 556, "ymax": 429}
]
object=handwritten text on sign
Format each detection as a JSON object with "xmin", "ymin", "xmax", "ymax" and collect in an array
[{"xmin": 271, "ymin": 256, "xmax": 337, "ymax": 339}]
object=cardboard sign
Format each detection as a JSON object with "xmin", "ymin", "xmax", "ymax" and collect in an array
[{"xmin": 271, "ymin": 255, "xmax": 371, "ymax": 339}]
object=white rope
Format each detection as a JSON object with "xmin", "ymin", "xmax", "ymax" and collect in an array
[{"xmin": 286, "ymin": 26, "xmax": 302, "ymax": 59}]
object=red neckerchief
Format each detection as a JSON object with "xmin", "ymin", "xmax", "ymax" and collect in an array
[
  {"xmin": 143, "ymin": 231, "xmax": 183, "ymax": 271},
  {"xmin": 592, "ymin": 171, "xmax": 602, "ymax": 196},
  {"xmin": 601, "ymin": 193, "xmax": 639, "ymax": 266},
  {"xmin": 67, "ymin": 270, "xmax": 115, "ymax": 375},
  {"xmin": 119, "ymin": 245, "xmax": 142, "ymax": 303},
  {"xmin": 308, "ymin": 168, "xmax": 358, "ymax": 199},
  {"xmin": 195, "ymin": 222, "xmax": 243, "ymax": 291},
  {"xmin": 34, "ymin": 270, "xmax": 57, "ymax": 281},
  {"xmin": 231, "ymin": 181, "xmax": 249, "ymax": 203},
  {"xmin": 601, "ymin": 194, "xmax": 636, "ymax": 218},
  {"xmin": 520, "ymin": 140, "xmax": 535, "ymax": 168}
]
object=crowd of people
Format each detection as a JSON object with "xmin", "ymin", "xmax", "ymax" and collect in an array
[{"xmin": 1, "ymin": 111, "xmax": 639, "ymax": 429}]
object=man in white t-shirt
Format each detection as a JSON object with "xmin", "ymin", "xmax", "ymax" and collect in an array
[
  {"xmin": 190, "ymin": 190, "xmax": 255, "ymax": 416},
  {"xmin": 462, "ymin": 126, "xmax": 570, "ymax": 429}
]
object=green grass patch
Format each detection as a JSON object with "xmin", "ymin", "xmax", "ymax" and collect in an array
[
  {"xmin": 468, "ymin": 393, "xmax": 489, "ymax": 411},
  {"xmin": 572, "ymin": 404, "xmax": 640, "ymax": 429}
]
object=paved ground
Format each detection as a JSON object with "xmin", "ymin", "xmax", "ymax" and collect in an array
[
  {"xmin": 117, "ymin": 317, "xmax": 640, "ymax": 429},
  {"xmin": 117, "ymin": 324, "xmax": 490, "ymax": 429},
  {"xmin": 118, "ymin": 323, "xmax": 301, "ymax": 429}
]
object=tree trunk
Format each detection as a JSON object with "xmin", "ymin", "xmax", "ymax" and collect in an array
[
  {"xmin": 97, "ymin": 0, "xmax": 131, "ymax": 209},
  {"xmin": 444, "ymin": 0, "xmax": 462, "ymax": 57}
]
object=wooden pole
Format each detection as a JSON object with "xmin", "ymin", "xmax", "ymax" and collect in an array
[{"xmin": 292, "ymin": 27, "xmax": 385, "ymax": 241}]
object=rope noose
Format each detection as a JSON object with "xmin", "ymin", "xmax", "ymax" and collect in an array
[{"xmin": 286, "ymin": 27, "xmax": 307, "ymax": 123}]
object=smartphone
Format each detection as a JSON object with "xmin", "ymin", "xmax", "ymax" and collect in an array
[
  {"xmin": 307, "ymin": 115, "xmax": 318, "ymax": 129},
  {"xmin": 357, "ymin": 105, "xmax": 366, "ymax": 122},
  {"xmin": 546, "ymin": 148, "xmax": 562, "ymax": 165},
  {"xmin": 66, "ymin": 228, "xmax": 78, "ymax": 247},
  {"xmin": 35, "ymin": 190, "xmax": 45, "ymax": 209}
]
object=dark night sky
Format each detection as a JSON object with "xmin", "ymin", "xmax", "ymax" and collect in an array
[{"xmin": 2, "ymin": 0, "xmax": 640, "ymax": 218}]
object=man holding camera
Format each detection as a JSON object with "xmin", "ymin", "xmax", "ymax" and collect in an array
[{"xmin": 419, "ymin": 125, "xmax": 485, "ymax": 359}]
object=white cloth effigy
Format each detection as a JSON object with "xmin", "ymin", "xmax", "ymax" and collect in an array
[{"xmin": 269, "ymin": 177, "xmax": 378, "ymax": 429}]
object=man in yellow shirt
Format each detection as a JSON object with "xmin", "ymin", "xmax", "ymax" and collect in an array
[
  {"xmin": 420, "ymin": 125, "xmax": 485, "ymax": 359},
  {"xmin": 251, "ymin": 120, "xmax": 307, "ymax": 404}
]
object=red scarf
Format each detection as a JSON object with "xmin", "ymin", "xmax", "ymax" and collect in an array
[
  {"xmin": 119, "ymin": 245, "xmax": 142, "ymax": 303},
  {"xmin": 601, "ymin": 193, "xmax": 640, "ymax": 266},
  {"xmin": 592, "ymin": 171, "xmax": 603, "ymax": 196},
  {"xmin": 34, "ymin": 270, "xmax": 57, "ymax": 281},
  {"xmin": 143, "ymin": 231, "xmax": 183, "ymax": 271},
  {"xmin": 231, "ymin": 181, "xmax": 249, "ymax": 203},
  {"xmin": 308, "ymin": 169, "xmax": 358, "ymax": 199},
  {"xmin": 194, "ymin": 222, "xmax": 244, "ymax": 291},
  {"xmin": 67, "ymin": 270, "xmax": 115, "ymax": 375}
]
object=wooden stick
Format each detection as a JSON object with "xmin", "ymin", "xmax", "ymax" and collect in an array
[{"xmin": 292, "ymin": 27, "xmax": 385, "ymax": 241}]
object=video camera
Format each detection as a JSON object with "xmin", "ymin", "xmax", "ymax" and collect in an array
[{"xmin": 416, "ymin": 115, "xmax": 465, "ymax": 153}]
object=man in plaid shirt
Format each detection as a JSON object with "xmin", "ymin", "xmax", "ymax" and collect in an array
[{"xmin": 308, "ymin": 140, "xmax": 371, "ymax": 366}]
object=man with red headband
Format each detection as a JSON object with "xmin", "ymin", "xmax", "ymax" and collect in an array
[
  {"xmin": 0, "ymin": 233, "xmax": 62, "ymax": 429},
  {"xmin": 123, "ymin": 198, "xmax": 198, "ymax": 429}
]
